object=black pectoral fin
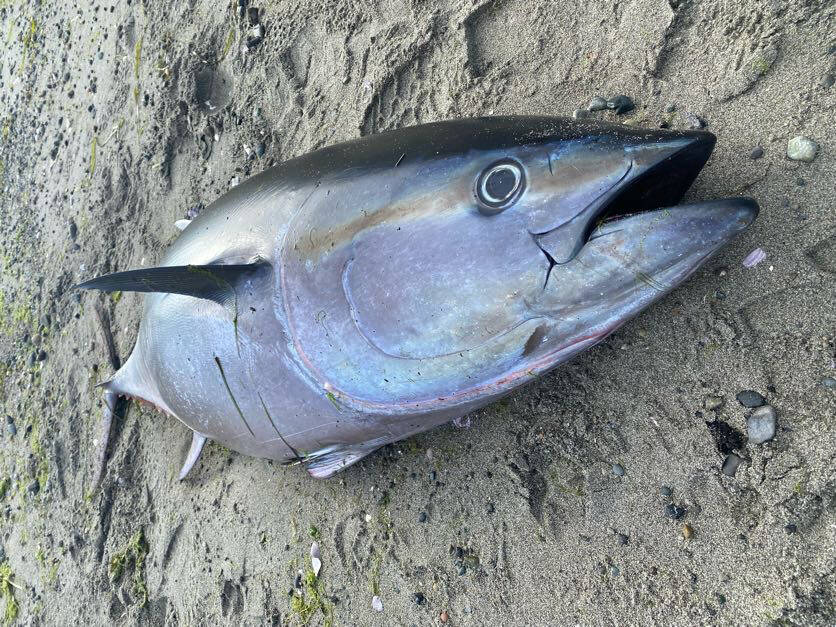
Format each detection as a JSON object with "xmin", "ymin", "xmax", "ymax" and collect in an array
[{"xmin": 74, "ymin": 263, "xmax": 270, "ymax": 307}]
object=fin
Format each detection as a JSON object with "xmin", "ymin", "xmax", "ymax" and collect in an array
[
  {"xmin": 74, "ymin": 262, "xmax": 270, "ymax": 308},
  {"xmin": 305, "ymin": 445, "xmax": 380, "ymax": 479},
  {"xmin": 174, "ymin": 219, "xmax": 192, "ymax": 231},
  {"xmin": 179, "ymin": 432, "xmax": 208, "ymax": 480}
]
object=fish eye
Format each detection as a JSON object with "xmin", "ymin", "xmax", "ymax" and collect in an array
[{"xmin": 476, "ymin": 160, "xmax": 525, "ymax": 214}]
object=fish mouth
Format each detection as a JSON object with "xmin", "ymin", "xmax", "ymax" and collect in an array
[
  {"xmin": 587, "ymin": 130, "xmax": 716, "ymax": 236},
  {"xmin": 534, "ymin": 129, "xmax": 717, "ymax": 270}
]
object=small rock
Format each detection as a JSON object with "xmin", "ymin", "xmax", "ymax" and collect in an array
[
  {"xmin": 784, "ymin": 523, "xmax": 797, "ymax": 534},
  {"xmin": 721, "ymin": 453, "xmax": 742, "ymax": 477},
  {"xmin": 5, "ymin": 420, "xmax": 16, "ymax": 437},
  {"xmin": 683, "ymin": 112, "xmax": 706, "ymax": 129},
  {"xmin": 418, "ymin": 512, "xmax": 427, "ymax": 523},
  {"xmin": 247, "ymin": 6, "xmax": 259, "ymax": 24},
  {"xmin": 440, "ymin": 610, "xmax": 449, "ymax": 623},
  {"xmin": 749, "ymin": 146, "xmax": 764, "ymax": 160},
  {"xmin": 617, "ymin": 533, "xmax": 629, "ymax": 546},
  {"xmin": 587, "ymin": 96, "xmax": 608, "ymax": 112},
  {"xmin": 682, "ymin": 523, "xmax": 694, "ymax": 540},
  {"xmin": 664, "ymin": 503, "xmax": 687, "ymax": 520},
  {"xmin": 611, "ymin": 463, "xmax": 625, "ymax": 476},
  {"xmin": 822, "ymin": 377, "xmax": 836, "ymax": 389},
  {"xmin": 747, "ymin": 405, "xmax": 777, "ymax": 444},
  {"xmin": 704, "ymin": 396, "xmax": 724, "ymax": 410},
  {"xmin": 786, "ymin": 136, "xmax": 818, "ymax": 162},
  {"xmin": 0, "ymin": 546, "xmax": 5, "ymax": 562},
  {"xmin": 572, "ymin": 108, "xmax": 590, "ymax": 120},
  {"xmin": 69, "ymin": 219, "xmax": 78, "ymax": 240},
  {"xmin": 413, "ymin": 592, "xmax": 426, "ymax": 606},
  {"xmin": 256, "ymin": 142, "xmax": 265, "ymax": 158},
  {"xmin": 660, "ymin": 485, "xmax": 672, "ymax": 497},
  {"xmin": 822, "ymin": 73, "xmax": 835, "ymax": 88},
  {"xmin": 606, "ymin": 95, "xmax": 634, "ymax": 114},
  {"xmin": 28, "ymin": 480, "xmax": 40, "ymax": 495},
  {"xmin": 371, "ymin": 595, "xmax": 383, "ymax": 612},
  {"xmin": 736, "ymin": 390, "xmax": 766, "ymax": 408},
  {"xmin": 610, "ymin": 565, "xmax": 620, "ymax": 577},
  {"xmin": 485, "ymin": 502, "xmax": 495, "ymax": 514},
  {"xmin": 665, "ymin": 103, "xmax": 676, "ymax": 113},
  {"xmin": 36, "ymin": 350, "xmax": 47, "ymax": 362}
]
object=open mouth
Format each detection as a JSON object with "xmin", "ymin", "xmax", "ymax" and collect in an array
[
  {"xmin": 535, "ymin": 131, "xmax": 717, "ymax": 286},
  {"xmin": 588, "ymin": 131, "xmax": 716, "ymax": 235}
]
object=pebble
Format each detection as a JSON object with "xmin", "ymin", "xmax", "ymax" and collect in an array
[
  {"xmin": 69, "ymin": 219, "xmax": 78, "ymax": 240},
  {"xmin": 823, "ymin": 73, "xmax": 835, "ymax": 88},
  {"xmin": 617, "ymin": 533, "xmax": 629, "ymax": 546},
  {"xmin": 683, "ymin": 112, "xmax": 706, "ymax": 129},
  {"xmin": 660, "ymin": 485, "xmax": 672, "ymax": 497},
  {"xmin": 786, "ymin": 136, "xmax": 818, "ymax": 162},
  {"xmin": 821, "ymin": 377, "xmax": 836, "ymax": 389},
  {"xmin": 784, "ymin": 523, "xmax": 797, "ymax": 534},
  {"xmin": 665, "ymin": 103, "xmax": 676, "ymax": 113},
  {"xmin": 413, "ymin": 592, "xmax": 426, "ymax": 606},
  {"xmin": 606, "ymin": 95, "xmax": 634, "ymax": 114},
  {"xmin": 750, "ymin": 146, "xmax": 764, "ymax": 160},
  {"xmin": 587, "ymin": 96, "xmax": 608, "ymax": 112},
  {"xmin": 440, "ymin": 610, "xmax": 449, "ymax": 623},
  {"xmin": 664, "ymin": 503, "xmax": 687, "ymax": 520},
  {"xmin": 418, "ymin": 512, "xmax": 427, "ymax": 523},
  {"xmin": 721, "ymin": 453, "xmax": 742, "ymax": 477},
  {"xmin": 704, "ymin": 396, "xmax": 723, "ymax": 411},
  {"xmin": 572, "ymin": 108, "xmax": 590, "ymax": 120},
  {"xmin": 611, "ymin": 463, "xmax": 625, "ymax": 476},
  {"xmin": 736, "ymin": 390, "xmax": 766, "ymax": 408},
  {"xmin": 682, "ymin": 524, "xmax": 694, "ymax": 540},
  {"xmin": 371, "ymin": 595, "xmax": 383, "ymax": 612},
  {"xmin": 28, "ymin": 480, "xmax": 40, "ymax": 495},
  {"xmin": 256, "ymin": 142, "xmax": 265, "ymax": 158},
  {"xmin": 36, "ymin": 350, "xmax": 47, "ymax": 362},
  {"xmin": 747, "ymin": 405, "xmax": 777, "ymax": 444},
  {"xmin": 6, "ymin": 421, "xmax": 16, "ymax": 437}
]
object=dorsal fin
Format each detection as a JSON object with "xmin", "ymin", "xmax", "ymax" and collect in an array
[{"xmin": 74, "ymin": 263, "xmax": 270, "ymax": 307}]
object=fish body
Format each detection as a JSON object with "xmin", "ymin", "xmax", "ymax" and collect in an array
[{"xmin": 78, "ymin": 116, "xmax": 758, "ymax": 479}]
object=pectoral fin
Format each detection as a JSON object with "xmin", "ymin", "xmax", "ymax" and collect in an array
[
  {"xmin": 304, "ymin": 445, "xmax": 381, "ymax": 479},
  {"xmin": 74, "ymin": 262, "xmax": 270, "ymax": 308}
]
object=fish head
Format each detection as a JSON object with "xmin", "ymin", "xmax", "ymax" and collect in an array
[{"xmin": 286, "ymin": 117, "xmax": 758, "ymax": 400}]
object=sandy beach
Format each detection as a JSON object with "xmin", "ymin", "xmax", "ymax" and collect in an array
[{"xmin": 0, "ymin": 0, "xmax": 834, "ymax": 624}]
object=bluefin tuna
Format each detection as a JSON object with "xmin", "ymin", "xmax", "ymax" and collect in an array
[{"xmin": 77, "ymin": 116, "xmax": 758, "ymax": 482}]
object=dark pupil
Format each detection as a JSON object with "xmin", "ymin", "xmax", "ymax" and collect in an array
[{"xmin": 486, "ymin": 168, "xmax": 516, "ymax": 201}]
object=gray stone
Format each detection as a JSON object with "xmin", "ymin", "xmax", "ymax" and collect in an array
[
  {"xmin": 821, "ymin": 377, "xmax": 836, "ymax": 389},
  {"xmin": 736, "ymin": 390, "xmax": 766, "ymax": 408},
  {"xmin": 611, "ymin": 463, "xmax": 625, "ymax": 476},
  {"xmin": 572, "ymin": 108, "xmax": 590, "ymax": 120},
  {"xmin": 747, "ymin": 405, "xmax": 777, "ymax": 444},
  {"xmin": 587, "ymin": 96, "xmax": 607, "ymax": 112},
  {"xmin": 722, "ymin": 453, "xmax": 742, "ymax": 476},
  {"xmin": 787, "ymin": 136, "xmax": 818, "ymax": 162}
]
